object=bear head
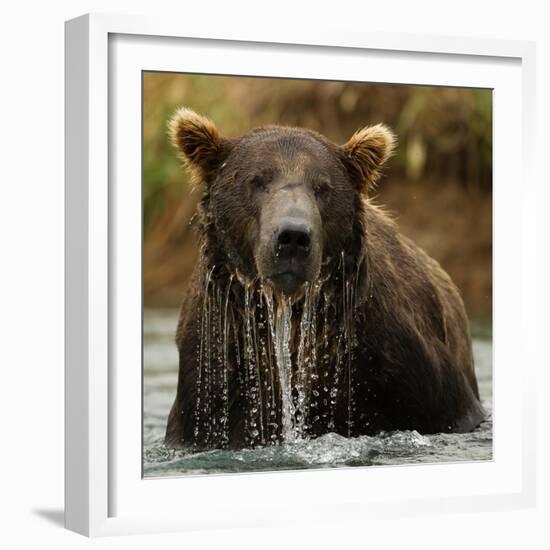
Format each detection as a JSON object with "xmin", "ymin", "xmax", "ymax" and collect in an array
[{"xmin": 169, "ymin": 107, "xmax": 395, "ymax": 296}]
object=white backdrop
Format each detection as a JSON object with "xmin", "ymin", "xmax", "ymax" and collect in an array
[{"xmin": 0, "ymin": 0, "xmax": 547, "ymax": 548}]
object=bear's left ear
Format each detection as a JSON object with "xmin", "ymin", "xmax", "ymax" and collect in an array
[
  {"xmin": 341, "ymin": 124, "xmax": 396, "ymax": 194},
  {"xmin": 168, "ymin": 107, "xmax": 232, "ymax": 184}
]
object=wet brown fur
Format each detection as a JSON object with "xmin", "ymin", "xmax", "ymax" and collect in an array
[{"xmin": 164, "ymin": 108, "xmax": 485, "ymax": 449}]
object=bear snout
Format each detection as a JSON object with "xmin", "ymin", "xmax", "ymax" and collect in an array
[
  {"xmin": 255, "ymin": 183, "xmax": 323, "ymax": 294},
  {"xmin": 274, "ymin": 219, "xmax": 312, "ymax": 261},
  {"xmin": 269, "ymin": 219, "xmax": 315, "ymax": 293}
]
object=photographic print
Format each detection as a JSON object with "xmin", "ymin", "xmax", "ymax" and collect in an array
[{"xmin": 142, "ymin": 73, "xmax": 492, "ymax": 477}]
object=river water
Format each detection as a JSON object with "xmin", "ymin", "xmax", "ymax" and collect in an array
[{"xmin": 143, "ymin": 310, "xmax": 492, "ymax": 477}]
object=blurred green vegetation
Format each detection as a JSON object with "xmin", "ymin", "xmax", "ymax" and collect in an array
[{"xmin": 143, "ymin": 72, "xmax": 492, "ymax": 319}]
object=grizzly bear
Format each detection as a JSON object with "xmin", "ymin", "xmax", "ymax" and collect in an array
[{"xmin": 164, "ymin": 107, "xmax": 486, "ymax": 450}]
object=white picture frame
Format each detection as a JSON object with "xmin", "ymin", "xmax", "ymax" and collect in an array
[{"xmin": 65, "ymin": 12, "xmax": 537, "ymax": 537}]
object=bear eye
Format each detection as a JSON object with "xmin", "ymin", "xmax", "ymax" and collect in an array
[
  {"xmin": 313, "ymin": 177, "xmax": 330, "ymax": 196},
  {"xmin": 250, "ymin": 175, "xmax": 264, "ymax": 188},
  {"xmin": 249, "ymin": 171, "xmax": 271, "ymax": 191}
]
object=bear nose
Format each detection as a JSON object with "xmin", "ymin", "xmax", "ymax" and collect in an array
[{"xmin": 275, "ymin": 220, "xmax": 311, "ymax": 260}]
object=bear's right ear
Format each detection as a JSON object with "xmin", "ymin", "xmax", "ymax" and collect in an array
[
  {"xmin": 340, "ymin": 124, "xmax": 396, "ymax": 194},
  {"xmin": 168, "ymin": 107, "xmax": 232, "ymax": 184}
]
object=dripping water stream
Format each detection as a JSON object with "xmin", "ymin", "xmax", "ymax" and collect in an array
[{"xmin": 191, "ymin": 256, "xmax": 361, "ymax": 448}]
